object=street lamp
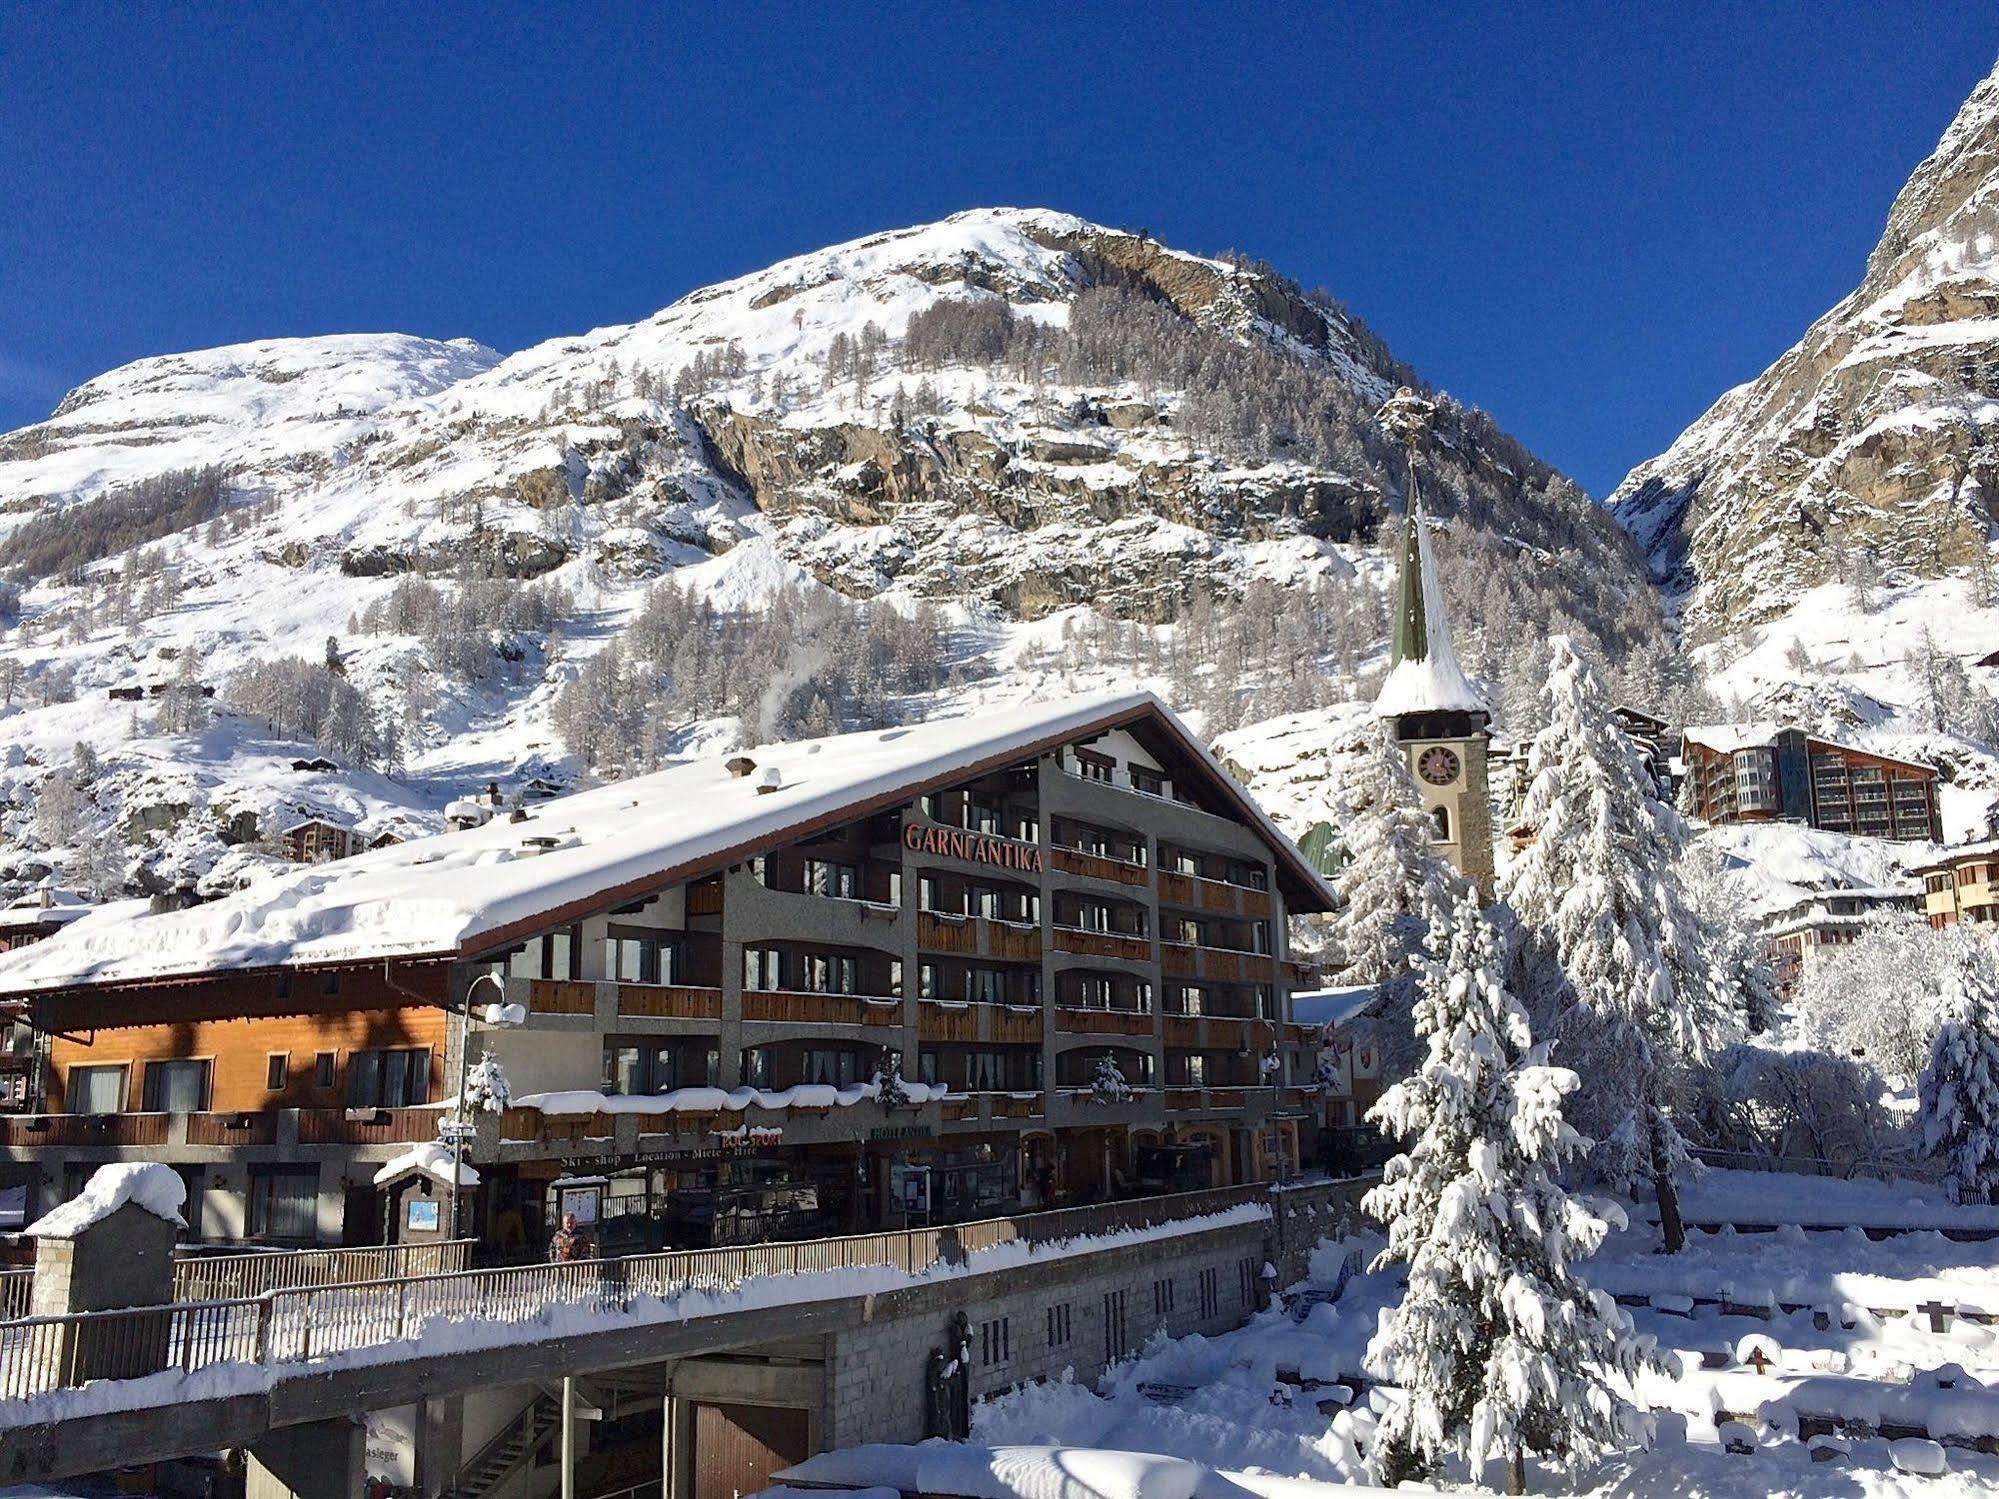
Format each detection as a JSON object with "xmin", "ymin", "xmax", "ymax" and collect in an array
[{"xmin": 446, "ymin": 970, "xmax": 509, "ymax": 1242}]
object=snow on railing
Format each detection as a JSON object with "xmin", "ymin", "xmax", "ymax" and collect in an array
[{"xmin": 0, "ymin": 1185, "xmax": 1271, "ymax": 1401}]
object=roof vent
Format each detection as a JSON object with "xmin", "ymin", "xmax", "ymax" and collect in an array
[
  {"xmin": 509, "ymin": 807, "xmax": 530, "ymax": 824},
  {"xmin": 755, "ymin": 766, "xmax": 783, "ymax": 795},
  {"xmin": 726, "ymin": 755, "xmax": 757, "ymax": 779}
]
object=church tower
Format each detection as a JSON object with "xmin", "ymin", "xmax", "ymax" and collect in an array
[{"xmin": 1371, "ymin": 390, "xmax": 1495, "ymax": 891}]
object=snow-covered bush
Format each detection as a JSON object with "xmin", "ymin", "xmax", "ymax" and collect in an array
[
  {"xmin": 1365, "ymin": 890, "xmax": 1657, "ymax": 1488},
  {"xmin": 1091, "ymin": 1053, "xmax": 1133, "ymax": 1105},
  {"xmin": 873, "ymin": 1047, "xmax": 910, "ymax": 1108},
  {"xmin": 461, "ymin": 1051, "xmax": 512, "ymax": 1114},
  {"xmin": 1710, "ymin": 1042, "xmax": 1891, "ymax": 1166},
  {"xmin": 1920, "ymin": 942, "xmax": 1999, "ymax": 1205},
  {"xmin": 1795, "ymin": 920, "xmax": 1966, "ymax": 1078}
]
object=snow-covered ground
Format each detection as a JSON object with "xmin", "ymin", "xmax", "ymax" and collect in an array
[{"xmin": 949, "ymin": 1174, "xmax": 1999, "ymax": 1495}]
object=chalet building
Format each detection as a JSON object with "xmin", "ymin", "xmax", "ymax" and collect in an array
[
  {"xmin": 1912, "ymin": 840, "xmax": 1999, "ymax": 928},
  {"xmin": 1681, "ymin": 725, "xmax": 1942, "ymax": 843},
  {"xmin": 1757, "ymin": 885, "xmax": 1922, "ymax": 999},
  {"xmin": 277, "ymin": 816, "xmax": 362, "ymax": 864},
  {"xmin": 0, "ymin": 884, "xmax": 94, "ymax": 955},
  {"xmin": 0, "ymin": 692, "xmax": 1329, "ymax": 1251},
  {"xmin": 1612, "ymin": 705, "xmax": 1675, "ymax": 794}
]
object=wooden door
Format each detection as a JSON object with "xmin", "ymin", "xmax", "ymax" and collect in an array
[{"xmin": 692, "ymin": 1404, "xmax": 810, "ymax": 1499}]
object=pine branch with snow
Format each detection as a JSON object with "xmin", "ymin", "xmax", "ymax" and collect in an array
[
  {"xmin": 1091, "ymin": 1052, "xmax": 1133, "ymax": 1105},
  {"xmin": 1497, "ymin": 636, "xmax": 1737, "ymax": 1250},
  {"xmin": 873, "ymin": 1046, "xmax": 911, "ymax": 1108},
  {"xmin": 1364, "ymin": 890, "xmax": 1657, "ymax": 1491},
  {"xmin": 1919, "ymin": 941, "xmax": 1999, "ymax": 1205}
]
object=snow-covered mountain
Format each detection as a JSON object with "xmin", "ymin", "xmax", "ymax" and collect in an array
[
  {"xmin": 0, "ymin": 207, "xmax": 1650, "ymax": 905},
  {"xmin": 1611, "ymin": 61, "xmax": 1999, "ymax": 638}
]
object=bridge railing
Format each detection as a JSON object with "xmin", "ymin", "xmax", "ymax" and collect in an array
[{"xmin": 0, "ymin": 1183, "xmax": 1268, "ymax": 1399}]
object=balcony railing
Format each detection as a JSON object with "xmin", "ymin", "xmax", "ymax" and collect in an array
[
  {"xmin": 528, "ymin": 979, "xmax": 596, "ymax": 1016},
  {"xmin": 617, "ymin": 984, "xmax": 723, "ymax": 1020},
  {"xmin": 297, "ymin": 1106, "xmax": 447, "ymax": 1146},
  {"xmin": 742, "ymin": 990, "xmax": 902, "ymax": 1027},
  {"xmin": 1049, "ymin": 847, "xmax": 1149, "ymax": 887},
  {"xmin": 0, "ymin": 1113, "xmax": 170, "ymax": 1148},
  {"xmin": 185, "ymin": 1111, "xmax": 281, "ymax": 1146},
  {"xmin": 1053, "ymin": 1006, "xmax": 1153, "ymax": 1037},
  {"xmin": 985, "ymin": 920, "xmax": 1043, "ymax": 962},
  {"xmin": 1053, "ymin": 928, "xmax": 1151, "ymax": 962},
  {"xmin": 918, "ymin": 1000, "xmax": 977, "ymax": 1043},
  {"xmin": 992, "ymin": 1006, "xmax": 1043, "ymax": 1045}
]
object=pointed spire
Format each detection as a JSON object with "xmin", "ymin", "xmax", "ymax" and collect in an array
[{"xmin": 1372, "ymin": 390, "xmax": 1486, "ymax": 722}]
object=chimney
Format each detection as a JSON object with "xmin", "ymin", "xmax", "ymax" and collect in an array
[
  {"xmin": 486, "ymin": 780, "xmax": 501, "ymax": 805},
  {"xmin": 726, "ymin": 756, "xmax": 757, "ymax": 780},
  {"xmin": 755, "ymin": 766, "xmax": 783, "ymax": 795}
]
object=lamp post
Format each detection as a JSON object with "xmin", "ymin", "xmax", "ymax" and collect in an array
[{"xmin": 448, "ymin": 970, "xmax": 507, "ymax": 1242}]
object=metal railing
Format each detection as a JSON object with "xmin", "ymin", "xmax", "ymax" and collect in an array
[{"xmin": 0, "ymin": 1185, "xmax": 1266, "ymax": 1401}]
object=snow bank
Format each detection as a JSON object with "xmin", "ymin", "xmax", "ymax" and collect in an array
[
  {"xmin": 772, "ymin": 1446, "xmax": 1415, "ymax": 1499},
  {"xmin": 514, "ymin": 1081, "xmax": 952, "ymax": 1116},
  {"xmin": 27, "ymin": 1162, "xmax": 186, "ymax": 1237}
]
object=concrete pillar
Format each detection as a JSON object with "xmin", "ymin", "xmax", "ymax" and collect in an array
[
  {"xmin": 561, "ymin": 1376, "xmax": 577, "ymax": 1499},
  {"xmin": 415, "ymin": 1395, "xmax": 464, "ymax": 1499},
  {"xmin": 248, "ymin": 1417, "xmax": 364, "ymax": 1499}
]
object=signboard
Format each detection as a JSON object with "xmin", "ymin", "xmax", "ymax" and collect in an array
[
  {"xmin": 435, "ymin": 1119, "xmax": 476, "ymax": 1144},
  {"xmin": 405, "ymin": 1199, "xmax": 440, "ymax": 1233},
  {"xmin": 891, "ymin": 1164, "xmax": 931, "ymax": 1216},
  {"xmin": 870, "ymin": 1124, "xmax": 934, "ymax": 1142},
  {"xmin": 363, "ymin": 1404, "xmax": 417, "ymax": 1493},
  {"xmin": 903, "ymin": 822, "xmax": 1045, "ymax": 875},
  {"xmin": 560, "ymin": 1187, "xmax": 600, "ymax": 1225}
]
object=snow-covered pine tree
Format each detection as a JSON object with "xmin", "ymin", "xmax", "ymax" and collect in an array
[
  {"xmin": 1919, "ymin": 941, "xmax": 1999, "ymax": 1205},
  {"xmin": 1091, "ymin": 1053, "xmax": 1133, "ymax": 1104},
  {"xmin": 1326, "ymin": 723, "xmax": 1461, "ymax": 987},
  {"xmin": 461, "ymin": 1051, "xmax": 513, "ymax": 1114},
  {"xmin": 1365, "ymin": 890, "xmax": 1655, "ymax": 1493},
  {"xmin": 1498, "ymin": 636, "xmax": 1736, "ymax": 1252},
  {"xmin": 873, "ymin": 1047, "xmax": 910, "ymax": 1108}
]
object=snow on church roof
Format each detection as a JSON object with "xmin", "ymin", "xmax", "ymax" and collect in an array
[
  {"xmin": 1371, "ymin": 499, "xmax": 1485, "ymax": 721},
  {"xmin": 0, "ymin": 691, "xmax": 1336, "ymax": 994}
]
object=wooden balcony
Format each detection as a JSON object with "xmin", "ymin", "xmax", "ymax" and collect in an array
[
  {"xmin": 1156, "ymin": 870, "xmax": 1196, "ymax": 907},
  {"xmin": 1197, "ymin": 877, "xmax": 1238, "ymax": 914},
  {"xmin": 996, "ymin": 1093, "xmax": 1045, "ymax": 1119},
  {"xmin": 1207, "ymin": 1017, "xmax": 1251, "ymax": 1050},
  {"xmin": 917, "ymin": 912, "xmax": 979, "ymax": 955},
  {"xmin": 1165, "ymin": 1088, "xmax": 1204, "ymax": 1113},
  {"xmin": 1050, "ymin": 847, "xmax": 1149, "ymax": 887},
  {"xmin": 991, "ymin": 1007, "xmax": 1044, "ymax": 1045},
  {"xmin": 1163, "ymin": 1017, "xmax": 1200, "ymax": 1048},
  {"xmin": 1282, "ymin": 960, "xmax": 1320, "ymax": 987},
  {"xmin": 1161, "ymin": 945, "xmax": 1275, "ymax": 983},
  {"xmin": 298, "ymin": 1106, "xmax": 447, "ymax": 1145},
  {"xmin": 1054, "ymin": 1007, "xmax": 1153, "ymax": 1037},
  {"xmin": 941, "ymin": 1097, "xmax": 979, "ymax": 1123},
  {"xmin": 919, "ymin": 1001, "xmax": 977, "ymax": 1043},
  {"xmin": 1282, "ymin": 1086, "xmax": 1321, "ymax": 1111},
  {"xmin": 687, "ymin": 879, "xmax": 724, "ymax": 916},
  {"xmin": 984, "ymin": 920, "xmax": 1043, "ymax": 962},
  {"xmin": 185, "ymin": 1111, "xmax": 280, "ymax": 1146},
  {"xmin": 617, "ymin": 984, "xmax": 723, "ymax": 1020},
  {"xmin": 1243, "ymin": 888, "xmax": 1273, "ymax": 919},
  {"xmin": 743, "ymin": 990, "xmax": 901, "ymax": 1026},
  {"xmin": 0, "ymin": 1112, "xmax": 171, "ymax": 1147},
  {"xmin": 501, "ymin": 1109, "xmax": 617, "ymax": 1144},
  {"xmin": 1161, "ymin": 942, "xmax": 1197, "ymax": 978},
  {"xmin": 528, "ymin": 979, "xmax": 596, "ymax": 1016},
  {"xmin": 1054, "ymin": 928, "xmax": 1151, "ymax": 963}
]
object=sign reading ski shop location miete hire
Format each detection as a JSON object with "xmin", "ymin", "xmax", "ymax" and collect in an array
[{"xmin": 903, "ymin": 821, "xmax": 1045, "ymax": 874}]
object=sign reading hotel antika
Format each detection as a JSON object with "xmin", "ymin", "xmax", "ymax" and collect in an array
[{"xmin": 903, "ymin": 821, "xmax": 1045, "ymax": 874}]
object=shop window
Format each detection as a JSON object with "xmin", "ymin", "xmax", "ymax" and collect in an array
[{"xmin": 248, "ymin": 1166, "xmax": 319, "ymax": 1242}]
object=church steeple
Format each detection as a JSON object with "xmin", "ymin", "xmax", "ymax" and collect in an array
[{"xmin": 1369, "ymin": 389, "xmax": 1494, "ymax": 890}]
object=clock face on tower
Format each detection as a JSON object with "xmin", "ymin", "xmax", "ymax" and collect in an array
[{"xmin": 1417, "ymin": 746, "xmax": 1461, "ymax": 786}]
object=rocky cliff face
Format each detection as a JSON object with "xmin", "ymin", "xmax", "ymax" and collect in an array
[{"xmin": 1611, "ymin": 63, "xmax": 1999, "ymax": 636}]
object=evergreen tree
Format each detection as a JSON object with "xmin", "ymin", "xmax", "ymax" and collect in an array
[
  {"xmin": 1365, "ymin": 891, "xmax": 1655, "ymax": 1493},
  {"xmin": 1919, "ymin": 941, "xmax": 1999, "ymax": 1205},
  {"xmin": 1498, "ymin": 636, "xmax": 1735, "ymax": 1252},
  {"xmin": 1326, "ymin": 725, "xmax": 1461, "ymax": 987}
]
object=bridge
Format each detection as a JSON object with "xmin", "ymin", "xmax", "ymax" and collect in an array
[{"xmin": 0, "ymin": 1178, "xmax": 1370, "ymax": 1499}]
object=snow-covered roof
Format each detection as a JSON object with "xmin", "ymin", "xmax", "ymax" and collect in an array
[
  {"xmin": 0, "ymin": 691, "xmax": 1335, "ymax": 994},
  {"xmin": 1682, "ymin": 722, "xmax": 1940, "ymax": 772},
  {"xmin": 0, "ymin": 888, "xmax": 94, "ymax": 931},
  {"xmin": 1371, "ymin": 503, "xmax": 1484, "ymax": 721},
  {"xmin": 27, "ymin": 1162, "xmax": 186, "ymax": 1238},
  {"xmin": 1289, "ymin": 985, "xmax": 1380, "ymax": 1032},
  {"xmin": 373, "ymin": 1142, "xmax": 480, "ymax": 1189},
  {"xmin": 1909, "ymin": 837, "xmax": 1999, "ymax": 874}
]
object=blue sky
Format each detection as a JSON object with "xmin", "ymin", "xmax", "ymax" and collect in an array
[{"xmin": 2, "ymin": 4, "xmax": 1995, "ymax": 496}]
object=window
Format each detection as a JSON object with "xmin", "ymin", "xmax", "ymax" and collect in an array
[
  {"xmin": 964, "ymin": 797, "xmax": 1000, "ymax": 835},
  {"xmin": 918, "ymin": 1050, "xmax": 940, "ymax": 1085},
  {"xmin": 1238, "ymin": 1257, "xmax": 1258, "ymax": 1307},
  {"xmin": 804, "ymin": 1049, "xmax": 860, "ymax": 1087},
  {"xmin": 980, "ymin": 1316, "xmax": 1011, "ymax": 1366},
  {"xmin": 1102, "ymin": 1290, "xmax": 1128, "ymax": 1362},
  {"xmin": 68, "ymin": 1064, "xmax": 127, "ymax": 1116},
  {"xmin": 345, "ymin": 1048, "xmax": 431, "ymax": 1108},
  {"xmin": 1130, "ymin": 766, "xmax": 1165, "ymax": 797},
  {"xmin": 142, "ymin": 1059, "xmax": 212, "ymax": 1113},
  {"xmin": 248, "ymin": 1166, "xmax": 319, "ymax": 1242},
  {"xmin": 507, "ymin": 928, "xmax": 582, "ymax": 980},
  {"xmin": 919, "ymin": 963, "xmax": 940, "ymax": 1000},
  {"xmin": 743, "ymin": 948, "xmax": 783, "ymax": 990},
  {"xmin": 176, "ymin": 1167, "xmax": 205, "ymax": 1241},
  {"xmin": 1173, "ymin": 916, "xmax": 1202, "ymax": 944},
  {"xmin": 266, "ymin": 1053, "xmax": 289, "ymax": 1091},
  {"xmin": 1153, "ymin": 1277, "xmax": 1176, "ymax": 1318},
  {"xmin": 804, "ymin": 860, "xmax": 859, "ymax": 898},
  {"xmin": 608, "ymin": 934, "xmax": 678, "ymax": 986},
  {"xmin": 967, "ymin": 1050, "xmax": 1008, "ymax": 1092},
  {"xmin": 801, "ymin": 953, "xmax": 859, "ymax": 995},
  {"xmin": 1173, "ymin": 850, "xmax": 1200, "ymax": 876},
  {"xmin": 320, "ymin": 971, "xmax": 341, "ymax": 996},
  {"xmin": 1199, "ymin": 1267, "xmax": 1219, "ymax": 1319},
  {"xmin": 1073, "ymin": 749, "xmax": 1114, "ymax": 784},
  {"xmin": 1079, "ymin": 902, "xmax": 1114, "ymax": 933},
  {"xmin": 1078, "ymin": 974, "xmax": 1114, "ymax": 1009},
  {"xmin": 1047, "ymin": 1302, "xmax": 1072, "ymax": 1348},
  {"xmin": 607, "ymin": 1042, "xmax": 684, "ymax": 1095},
  {"xmin": 743, "ymin": 1049, "xmax": 772, "ymax": 1088},
  {"xmin": 1430, "ymin": 805, "xmax": 1451, "ymax": 842},
  {"xmin": 314, "ymin": 1052, "xmax": 336, "ymax": 1089},
  {"xmin": 966, "ymin": 968, "xmax": 1006, "ymax": 1004}
]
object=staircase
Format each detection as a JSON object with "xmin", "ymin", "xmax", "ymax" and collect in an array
[{"xmin": 446, "ymin": 1392, "xmax": 562, "ymax": 1499}]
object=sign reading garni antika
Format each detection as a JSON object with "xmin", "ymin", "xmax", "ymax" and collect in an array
[{"xmin": 903, "ymin": 822, "xmax": 1045, "ymax": 874}]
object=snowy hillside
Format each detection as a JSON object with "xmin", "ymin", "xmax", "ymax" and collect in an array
[{"xmin": 0, "ymin": 207, "xmax": 1655, "ymax": 908}]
